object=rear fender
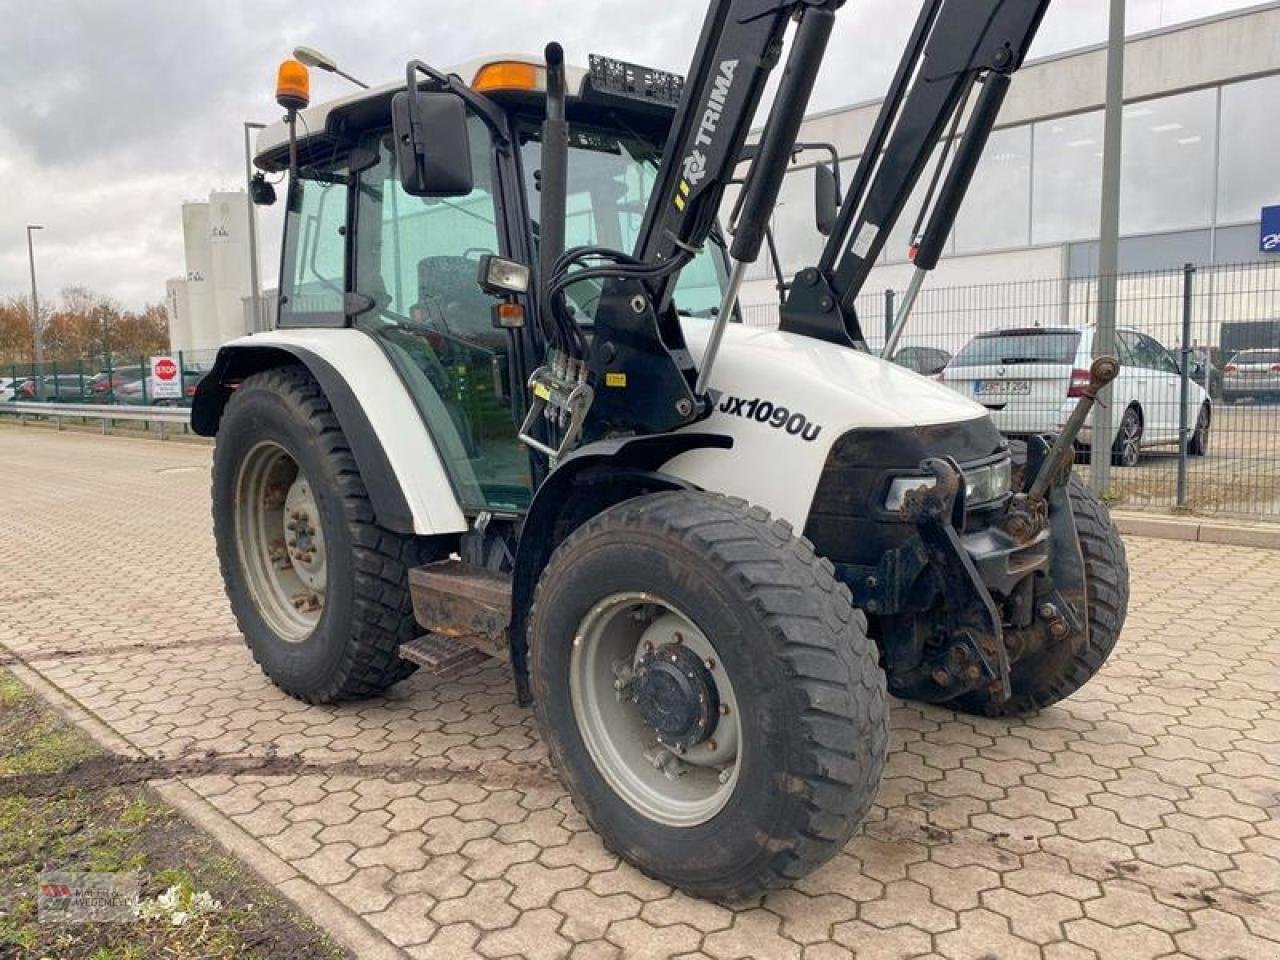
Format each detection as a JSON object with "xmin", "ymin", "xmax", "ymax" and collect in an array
[
  {"xmin": 508, "ymin": 432, "xmax": 733, "ymax": 704},
  {"xmin": 191, "ymin": 330, "xmax": 467, "ymax": 537}
]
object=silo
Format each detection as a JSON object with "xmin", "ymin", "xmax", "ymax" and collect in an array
[
  {"xmin": 164, "ymin": 277, "xmax": 192, "ymax": 355},
  {"xmin": 182, "ymin": 202, "xmax": 217, "ymax": 352},
  {"xmin": 208, "ymin": 191, "xmax": 253, "ymax": 345}
]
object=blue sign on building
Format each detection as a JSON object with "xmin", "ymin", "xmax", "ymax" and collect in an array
[{"xmin": 1263, "ymin": 205, "xmax": 1280, "ymax": 254}]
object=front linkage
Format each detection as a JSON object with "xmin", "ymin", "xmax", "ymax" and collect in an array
[{"xmin": 840, "ymin": 358, "xmax": 1120, "ymax": 706}]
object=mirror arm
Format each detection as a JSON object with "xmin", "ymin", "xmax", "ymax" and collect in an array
[{"xmin": 405, "ymin": 60, "xmax": 509, "ymax": 147}]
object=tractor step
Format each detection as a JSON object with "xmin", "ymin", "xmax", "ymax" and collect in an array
[
  {"xmin": 399, "ymin": 633, "xmax": 490, "ymax": 677},
  {"xmin": 407, "ymin": 559, "xmax": 512, "ymax": 662}
]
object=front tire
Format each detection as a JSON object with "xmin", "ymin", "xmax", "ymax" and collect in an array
[
  {"xmin": 529, "ymin": 492, "xmax": 887, "ymax": 900},
  {"xmin": 1188, "ymin": 403, "xmax": 1210, "ymax": 456},
  {"xmin": 953, "ymin": 477, "xmax": 1128, "ymax": 717},
  {"xmin": 212, "ymin": 365, "xmax": 443, "ymax": 703}
]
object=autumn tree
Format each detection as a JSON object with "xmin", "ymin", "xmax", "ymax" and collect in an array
[{"xmin": 0, "ymin": 288, "xmax": 169, "ymax": 367}]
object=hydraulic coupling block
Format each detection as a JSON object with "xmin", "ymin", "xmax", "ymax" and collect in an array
[{"xmin": 518, "ymin": 349, "xmax": 595, "ymax": 467}]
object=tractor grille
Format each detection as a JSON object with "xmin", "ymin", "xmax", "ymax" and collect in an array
[{"xmin": 802, "ymin": 418, "xmax": 1008, "ymax": 568}]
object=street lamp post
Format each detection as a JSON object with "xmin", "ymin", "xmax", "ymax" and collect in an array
[
  {"xmin": 244, "ymin": 121, "xmax": 266, "ymax": 333},
  {"xmin": 26, "ymin": 224, "xmax": 44, "ymax": 399},
  {"xmin": 292, "ymin": 46, "xmax": 370, "ymax": 89}
]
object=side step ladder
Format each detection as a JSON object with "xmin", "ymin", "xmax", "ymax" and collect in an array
[{"xmin": 400, "ymin": 560, "xmax": 512, "ymax": 677}]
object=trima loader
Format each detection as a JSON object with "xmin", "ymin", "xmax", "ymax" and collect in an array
[{"xmin": 193, "ymin": 0, "xmax": 1129, "ymax": 899}]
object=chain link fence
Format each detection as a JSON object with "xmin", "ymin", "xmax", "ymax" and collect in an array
[
  {"xmin": 1, "ymin": 350, "xmax": 220, "ymax": 408},
  {"xmin": 744, "ymin": 260, "xmax": 1280, "ymax": 519}
]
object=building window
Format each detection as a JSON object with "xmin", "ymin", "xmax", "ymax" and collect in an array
[
  {"xmin": 1119, "ymin": 88, "xmax": 1216, "ymax": 234},
  {"xmin": 954, "ymin": 124, "xmax": 1031, "ymax": 254},
  {"xmin": 1217, "ymin": 75, "xmax": 1280, "ymax": 225},
  {"xmin": 770, "ymin": 165, "xmax": 829, "ymax": 275},
  {"xmin": 1032, "ymin": 110, "xmax": 1103, "ymax": 244}
]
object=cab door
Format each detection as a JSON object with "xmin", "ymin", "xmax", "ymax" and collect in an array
[{"xmin": 351, "ymin": 118, "xmax": 532, "ymax": 513}]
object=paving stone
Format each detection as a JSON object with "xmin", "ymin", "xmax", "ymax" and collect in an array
[{"xmin": 3, "ymin": 429, "xmax": 1278, "ymax": 960}]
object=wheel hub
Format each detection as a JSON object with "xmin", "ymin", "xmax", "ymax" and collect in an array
[
  {"xmin": 631, "ymin": 644, "xmax": 719, "ymax": 752},
  {"xmin": 284, "ymin": 477, "xmax": 326, "ymax": 592}
]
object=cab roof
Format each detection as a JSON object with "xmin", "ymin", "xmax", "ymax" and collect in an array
[{"xmin": 254, "ymin": 52, "xmax": 677, "ymax": 173}]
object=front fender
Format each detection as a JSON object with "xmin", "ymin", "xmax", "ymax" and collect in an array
[
  {"xmin": 507, "ymin": 432, "xmax": 733, "ymax": 704},
  {"xmin": 192, "ymin": 330, "xmax": 467, "ymax": 537}
]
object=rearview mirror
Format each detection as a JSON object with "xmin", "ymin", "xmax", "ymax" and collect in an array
[
  {"xmin": 814, "ymin": 162, "xmax": 839, "ymax": 237},
  {"xmin": 391, "ymin": 89, "xmax": 474, "ymax": 197}
]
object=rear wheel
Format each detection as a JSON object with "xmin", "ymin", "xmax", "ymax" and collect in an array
[
  {"xmin": 952, "ymin": 477, "xmax": 1128, "ymax": 717},
  {"xmin": 212, "ymin": 365, "xmax": 443, "ymax": 703},
  {"xmin": 1111, "ymin": 405, "xmax": 1143, "ymax": 467},
  {"xmin": 1188, "ymin": 403, "xmax": 1210, "ymax": 456},
  {"xmin": 530, "ymin": 492, "xmax": 887, "ymax": 900}
]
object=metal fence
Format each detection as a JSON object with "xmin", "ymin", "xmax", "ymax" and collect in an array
[
  {"xmin": 744, "ymin": 260, "xmax": 1280, "ymax": 519},
  {"xmin": 0, "ymin": 349, "xmax": 219, "ymax": 408},
  {"xmin": 6, "ymin": 263, "xmax": 1280, "ymax": 518}
]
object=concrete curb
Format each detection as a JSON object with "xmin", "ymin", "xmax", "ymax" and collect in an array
[
  {"xmin": 1112, "ymin": 511, "xmax": 1280, "ymax": 550},
  {"xmin": 1, "ymin": 650, "xmax": 407, "ymax": 960}
]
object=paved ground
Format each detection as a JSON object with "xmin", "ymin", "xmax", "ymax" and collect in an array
[{"xmin": 2, "ymin": 425, "xmax": 1278, "ymax": 960}]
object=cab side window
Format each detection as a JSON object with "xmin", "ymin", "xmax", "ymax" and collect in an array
[
  {"xmin": 280, "ymin": 170, "xmax": 349, "ymax": 326},
  {"xmin": 353, "ymin": 119, "xmax": 530, "ymax": 513}
]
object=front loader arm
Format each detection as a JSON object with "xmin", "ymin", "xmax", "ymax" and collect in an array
[
  {"xmin": 782, "ymin": 0, "xmax": 1050, "ymax": 346},
  {"xmin": 532, "ymin": 0, "xmax": 1050, "ymax": 458}
]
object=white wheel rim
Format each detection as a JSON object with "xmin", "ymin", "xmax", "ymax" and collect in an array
[
  {"xmin": 569, "ymin": 593, "xmax": 743, "ymax": 828},
  {"xmin": 234, "ymin": 441, "xmax": 325, "ymax": 642}
]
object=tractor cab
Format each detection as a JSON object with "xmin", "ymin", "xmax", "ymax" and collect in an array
[{"xmin": 251, "ymin": 55, "xmax": 731, "ymax": 513}]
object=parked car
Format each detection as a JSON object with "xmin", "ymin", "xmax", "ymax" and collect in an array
[
  {"xmin": 0, "ymin": 377, "xmax": 18, "ymax": 401},
  {"xmin": 90, "ymin": 367, "xmax": 145, "ymax": 400},
  {"xmin": 43, "ymin": 373, "xmax": 94, "ymax": 402},
  {"xmin": 1222, "ymin": 349, "xmax": 1280, "ymax": 403},
  {"xmin": 891, "ymin": 345, "xmax": 952, "ymax": 377},
  {"xmin": 113, "ymin": 376, "xmax": 198, "ymax": 406},
  {"xmin": 941, "ymin": 326, "xmax": 1212, "ymax": 466}
]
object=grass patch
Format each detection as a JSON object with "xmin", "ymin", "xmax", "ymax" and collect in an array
[{"xmin": 0, "ymin": 668, "xmax": 350, "ymax": 959}]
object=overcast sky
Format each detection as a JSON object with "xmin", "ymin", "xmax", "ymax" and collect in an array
[{"xmin": 0, "ymin": 0, "xmax": 1262, "ymax": 311}]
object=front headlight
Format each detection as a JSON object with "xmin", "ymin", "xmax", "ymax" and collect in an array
[
  {"xmin": 964, "ymin": 457, "xmax": 1013, "ymax": 505},
  {"xmin": 883, "ymin": 456, "xmax": 1012, "ymax": 511}
]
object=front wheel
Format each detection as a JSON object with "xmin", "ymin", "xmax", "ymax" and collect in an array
[
  {"xmin": 953, "ymin": 477, "xmax": 1128, "ymax": 717},
  {"xmin": 529, "ymin": 492, "xmax": 887, "ymax": 900}
]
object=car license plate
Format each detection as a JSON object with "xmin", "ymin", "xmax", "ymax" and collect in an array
[{"xmin": 974, "ymin": 380, "xmax": 1031, "ymax": 396}]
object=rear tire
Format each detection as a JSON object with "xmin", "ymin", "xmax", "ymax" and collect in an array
[
  {"xmin": 529, "ymin": 492, "xmax": 887, "ymax": 900},
  {"xmin": 212, "ymin": 365, "xmax": 444, "ymax": 703},
  {"xmin": 952, "ymin": 477, "xmax": 1128, "ymax": 717},
  {"xmin": 1111, "ymin": 405, "xmax": 1143, "ymax": 467}
]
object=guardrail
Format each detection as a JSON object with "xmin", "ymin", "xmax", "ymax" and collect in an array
[{"xmin": 0, "ymin": 401, "xmax": 193, "ymax": 440}]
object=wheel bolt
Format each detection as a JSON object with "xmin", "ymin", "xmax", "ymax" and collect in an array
[
  {"xmin": 672, "ymin": 631, "xmax": 683, "ymax": 644},
  {"xmin": 705, "ymin": 658, "xmax": 715, "ymax": 670},
  {"xmin": 719, "ymin": 703, "xmax": 729, "ymax": 715}
]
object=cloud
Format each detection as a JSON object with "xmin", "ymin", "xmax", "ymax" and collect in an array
[{"xmin": 0, "ymin": 0, "xmax": 1259, "ymax": 309}]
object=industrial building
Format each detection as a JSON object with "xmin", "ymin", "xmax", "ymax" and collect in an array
[
  {"xmin": 739, "ymin": 2, "xmax": 1280, "ymax": 348},
  {"xmin": 165, "ymin": 190, "xmax": 256, "ymax": 356}
]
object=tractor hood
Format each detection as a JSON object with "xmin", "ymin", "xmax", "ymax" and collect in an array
[
  {"xmin": 684, "ymin": 319, "xmax": 987, "ymax": 429},
  {"xmin": 664, "ymin": 319, "xmax": 993, "ymax": 530}
]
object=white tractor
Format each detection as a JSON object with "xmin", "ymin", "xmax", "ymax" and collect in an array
[{"xmin": 193, "ymin": 0, "xmax": 1128, "ymax": 899}]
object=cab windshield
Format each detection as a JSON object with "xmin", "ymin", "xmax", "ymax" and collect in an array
[{"xmin": 518, "ymin": 122, "xmax": 728, "ymax": 320}]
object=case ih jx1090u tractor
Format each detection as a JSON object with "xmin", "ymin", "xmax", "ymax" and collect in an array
[{"xmin": 193, "ymin": 0, "xmax": 1129, "ymax": 898}]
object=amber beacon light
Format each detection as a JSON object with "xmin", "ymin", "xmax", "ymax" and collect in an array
[{"xmin": 276, "ymin": 59, "xmax": 311, "ymax": 111}]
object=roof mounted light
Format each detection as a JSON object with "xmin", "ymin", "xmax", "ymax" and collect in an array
[
  {"xmin": 276, "ymin": 59, "xmax": 310, "ymax": 111},
  {"xmin": 473, "ymin": 60, "xmax": 544, "ymax": 94}
]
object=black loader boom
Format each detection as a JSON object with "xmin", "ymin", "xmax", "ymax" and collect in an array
[{"xmin": 526, "ymin": 0, "xmax": 1050, "ymax": 461}]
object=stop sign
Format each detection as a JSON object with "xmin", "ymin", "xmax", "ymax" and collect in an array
[{"xmin": 155, "ymin": 357, "xmax": 178, "ymax": 381}]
